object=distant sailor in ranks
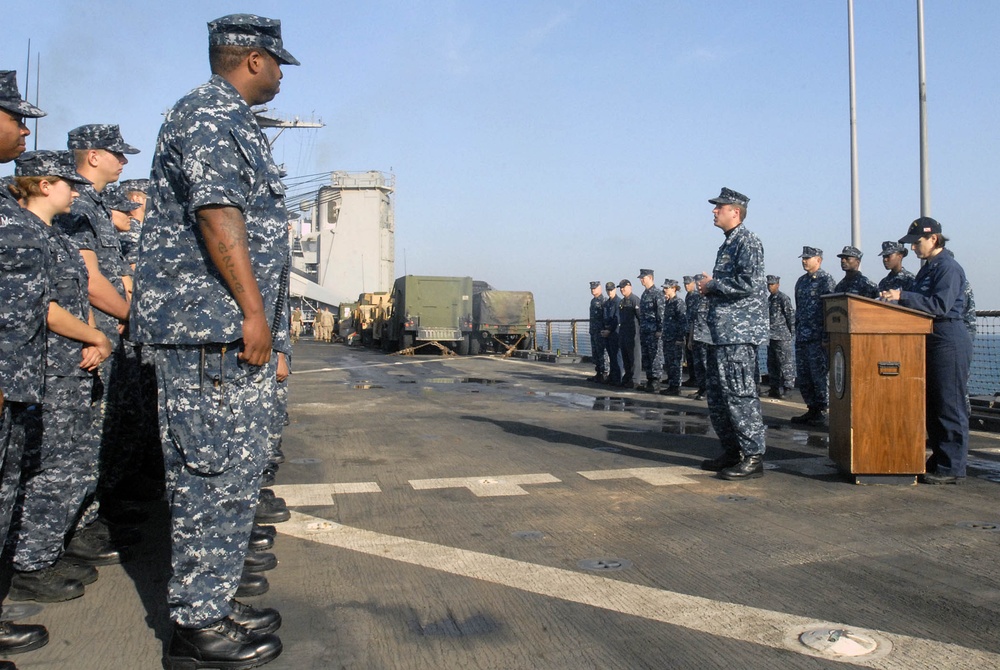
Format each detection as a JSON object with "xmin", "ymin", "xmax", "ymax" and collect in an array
[
  {"xmin": 697, "ymin": 188, "xmax": 768, "ymax": 480},
  {"xmin": 587, "ymin": 281, "xmax": 608, "ymax": 383},
  {"xmin": 834, "ymin": 245, "xmax": 878, "ymax": 298},
  {"xmin": 602, "ymin": 281, "xmax": 623, "ymax": 386},
  {"xmin": 792, "ymin": 246, "xmax": 836, "ymax": 427},
  {"xmin": 765, "ymin": 275, "xmax": 795, "ymax": 398},
  {"xmin": 637, "ymin": 268, "xmax": 664, "ymax": 392},
  {"xmin": 659, "ymin": 278, "xmax": 686, "ymax": 395},
  {"xmin": 877, "ymin": 240, "xmax": 915, "ymax": 293},
  {"xmin": 617, "ymin": 279, "xmax": 640, "ymax": 388},
  {"xmin": 684, "ymin": 274, "xmax": 708, "ymax": 399}
]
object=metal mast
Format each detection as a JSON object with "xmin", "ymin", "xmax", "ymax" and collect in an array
[
  {"xmin": 848, "ymin": 0, "xmax": 861, "ymax": 247},
  {"xmin": 917, "ymin": 0, "xmax": 931, "ymax": 216}
]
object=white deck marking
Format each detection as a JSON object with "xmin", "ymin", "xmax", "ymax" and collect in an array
[
  {"xmin": 296, "ymin": 357, "xmax": 446, "ymax": 375},
  {"xmin": 578, "ymin": 466, "xmax": 704, "ymax": 485},
  {"xmin": 269, "ymin": 483, "xmax": 380, "ymax": 506},
  {"xmin": 281, "ymin": 511, "xmax": 1000, "ymax": 668},
  {"xmin": 409, "ymin": 473, "xmax": 560, "ymax": 497}
]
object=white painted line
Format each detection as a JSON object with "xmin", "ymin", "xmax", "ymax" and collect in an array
[
  {"xmin": 269, "ymin": 483, "xmax": 380, "ymax": 506},
  {"xmin": 578, "ymin": 466, "xmax": 704, "ymax": 486},
  {"xmin": 409, "ymin": 473, "xmax": 560, "ymax": 497},
  {"xmin": 295, "ymin": 358, "xmax": 446, "ymax": 375},
  {"xmin": 281, "ymin": 511, "xmax": 1000, "ymax": 668}
]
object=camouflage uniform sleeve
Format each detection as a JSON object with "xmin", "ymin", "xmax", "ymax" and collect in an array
[
  {"xmin": 182, "ymin": 121, "xmax": 254, "ymax": 214},
  {"xmin": 53, "ymin": 211, "xmax": 97, "ymax": 252},
  {"xmin": 654, "ymin": 292, "xmax": 665, "ymax": 330},
  {"xmin": 708, "ymin": 231, "xmax": 764, "ymax": 298}
]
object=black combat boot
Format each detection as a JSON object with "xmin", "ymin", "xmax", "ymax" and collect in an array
[
  {"xmin": 236, "ymin": 571, "xmax": 270, "ymax": 598},
  {"xmin": 167, "ymin": 617, "xmax": 281, "ymax": 670},
  {"xmin": 242, "ymin": 551, "xmax": 277, "ymax": 573},
  {"xmin": 700, "ymin": 450, "xmax": 742, "ymax": 472},
  {"xmin": 228, "ymin": 599, "xmax": 282, "ymax": 635},
  {"xmin": 0, "ymin": 620, "xmax": 49, "ymax": 655},
  {"xmin": 248, "ymin": 525, "xmax": 274, "ymax": 552},
  {"xmin": 719, "ymin": 454, "xmax": 764, "ymax": 480},
  {"xmin": 8, "ymin": 567, "xmax": 84, "ymax": 602},
  {"xmin": 254, "ymin": 489, "xmax": 290, "ymax": 524}
]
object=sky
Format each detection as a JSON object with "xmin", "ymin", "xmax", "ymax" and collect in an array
[{"xmin": 5, "ymin": 0, "xmax": 998, "ymax": 318}]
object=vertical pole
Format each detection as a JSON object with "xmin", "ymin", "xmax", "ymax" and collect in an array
[
  {"xmin": 917, "ymin": 0, "xmax": 931, "ymax": 216},
  {"xmin": 33, "ymin": 53, "xmax": 39, "ymax": 150},
  {"xmin": 848, "ymin": 0, "xmax": 861, "ymax": 248}
]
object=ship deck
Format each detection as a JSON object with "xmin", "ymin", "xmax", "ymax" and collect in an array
[{"xmin": 8, "ymin": 342, "xmax": 1000, "ymax": 669}]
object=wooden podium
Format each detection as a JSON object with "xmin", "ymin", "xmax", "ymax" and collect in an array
[{"xmin": 822, "ymin": 294, "xmax": 933, "ymax": 484}]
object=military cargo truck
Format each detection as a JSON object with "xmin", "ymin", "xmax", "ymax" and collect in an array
[
  {"xmin": 383, "ymin": 275, "xmax": 474, "ymax": 354},
  {"xmin": 470, "ymin": 290, "xmax": 536, "ymax": 355}
]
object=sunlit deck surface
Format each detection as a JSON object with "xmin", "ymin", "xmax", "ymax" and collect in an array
[{"xmin": 9, "ymin": 342, "xmax": 1000, "ymax": 669}]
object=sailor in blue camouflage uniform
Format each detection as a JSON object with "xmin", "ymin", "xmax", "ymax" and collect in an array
[
  {"xmin": 55, "ymin": 123, "xmax": 138, "ymax": 545},
  {"xmin": 834, "ymin": 245, "xmax": 879, "ymax": 298},
  {"xmin": 7, "ymin": 151, "xmax": 115, "ymax": 603},
  {"xmin": 696, "ymin": 188, "xmax": 769, "ymax": 480},
  {"xmin": 792, "ymin": 246, "xmax": 837, "ymax": 427},
  {"xmin": 130, "ymin": 14, "xmax": 295, "ymax": 668},
  {"xmin": 601, "ymin": 281, "xmax": 623, "ymax": 386},
  {"xmin": 0, "ymin": 70, "xmax": 52, "ymax": 660},
  {"xmin": 684, "ymin": 275, "xmax": 708, "ymax": 399},
  {"xmin": 765, "ymin": 275, "xmax": 795, "ymax": 398},
  {"xmin": 617, "ymin": 279, "xmax": 640, "ymax": 388},
  {"xmin": 659, "ymin": 278, "xmax": 687, "ymax": 395},
  {"xmin": 883, "ymin": 217, "xmax": 972, "ymax": 485},
  {"xmin": 877, "ymin": 241, "xmax": 915, "ymax": 293},
  {"xmin": 587, "ymin": 281, "xmax": 608, "ymax": 382},
  {"xmin": 637, "ymin": 269, "xmax": 665, "ymax": 392},
  {"xmin": 105, "ymin": 185, "xmax": 142, "ymax": 267}
]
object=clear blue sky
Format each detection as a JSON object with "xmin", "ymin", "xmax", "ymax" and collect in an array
[{"xmin": 5, "ymin": 1, "xmax": 997, "ymax": 318}]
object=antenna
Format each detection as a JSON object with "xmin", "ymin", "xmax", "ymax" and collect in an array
[{"xmin": 33, "ymin": 53, "xmax": 39, "ymax": 150}]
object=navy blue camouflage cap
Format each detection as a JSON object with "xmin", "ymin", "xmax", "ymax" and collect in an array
[
  {"xmin": 208, "ymin": 14, "xmax": 300, "ymax": 66},
  {"xmin": 899, "ymin": 216, "xmax": 943, "ymax": 244},
  {"xmin": 799, "ymin": 246, "xmax": 823, "ymax": 259},
  {"xmin": 103, "ymin": 186, "xmax": 141, "ymax": 212},
  {"xmin": 637, "ymin": 268, "xmax": 654, "ymax": 279},
  {"xmin": 694, "ymin": 273, "xmax": 707, "ymax": 281},
  {"xmin": 880, "ymin": 240, "xmax": 908, "ymax": 257},
  {"xmin": 837, "ymin": 245, "xmax": 863, "ymax": 259},
  {"xmin": 708, "ymin": 187, "xmax": 749, "ymax": 207},
  {"xmin": 661, "ymin": 278, "xmax": 679, "ymax": 289},
  {"xmin": 605, "ymin": 281, "xmax": 616, "ymax": 291},
  {"xmin": 617, "ymin": 279, "xmax": 631, "ymax": 288},
  {"xmin": 0, "ymin": 71, "xmax": 45, "ymax": 118},
  {"xmin": 119, "ymin": 178, "xmax": 149, "ymax": 194},
  {"xmin": 682, "ymin": 275, "xmax": 694, "ymax": 284},
  {"xmin": 766, "ymin": 274, "xmax": 780, "ymax": 284},
  {"xmin": 589, "ymin": 281, "xmax": 601, "ymax": 290},
  {"xmin": 67, "ymin": 124, "xmax": 140, "ymax": 154},
  {"xmin": 15, "ymin": 150, "xmax": 90, "ymax": 185}
]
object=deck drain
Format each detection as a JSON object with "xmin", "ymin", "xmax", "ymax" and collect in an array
[
  {"xmin": 512, "ymin": 531, "xmax": 544, "ymax": 540},
  {"xmin": 577, "ymin": 558, "xmax": 632, "ymax": 571},
  {"xmin": 787, "ymin": 625, "xmax": 892, "ymax": 661},
  {"xmin": 956, "ymin": 520, "xmax": 1000, "ymax": 532},
  {"xmin": 289, "ymin": 458, "xmax": 322, "ymax": 465},
  {"xmin": 717, "ymin": 494, "xmax": 754, "ymax": 503},
  {"xmin": 593, "ymin": 446, "xmax": 621, "ymax": 453},
  {"xmin": 352, "ymin": 384, "xmax": 384, "ymax": 390}
]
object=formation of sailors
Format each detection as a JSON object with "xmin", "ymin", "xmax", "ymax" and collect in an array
[{"xmin": 1, "ymin": 12, "xmax": 298, "ymax": 670}]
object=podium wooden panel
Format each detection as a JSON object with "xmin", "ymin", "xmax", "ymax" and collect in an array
[{"xmin": 822, "ymin": 294, "xmax": 933, "ymax": 482}]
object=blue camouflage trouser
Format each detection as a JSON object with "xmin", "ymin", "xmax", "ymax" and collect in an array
[
  {"xmin": 268, "ymin": 360, "xmax": 289, "ymax": 462},
  {"xmin": 1, "ymin": 403, "xmax": 29, "ymax": 554},
  {"xmin": 640, "ymin": 329, "xmax": 663, "ymax": 381},
  {"xmin": 153, "ymin": 343, "xmax": 276, "ymax": 627},
  {"xmin": 12, "ymin": 376, "xmax": 101, "ymax": 571},
  {"xmin": 706, "ymin": 344, "xmax": 766, "ymax": 456},
  {"xmin": 661, "ymin": 339, "xmax": 684, "ymax": 387},
  {"xmin": 619, "ymin": 332, "xmax": 636, "ymax": 385},
  {"xmin": 590, "ymin": 332, "xmax": 608, "ymax": 376},
  {"xmin": 690, "ymin": 340, "xmax": 708, "ymax": 391},
  {"xmin": 795, "ymin": 340, "xmax": 828, "ymax": 410},
  {"xmin": 766, "ymin": 339, "xmax": 795, "ymax": 392},
  {"xmin": 605, "ymin": 335, "xmax": 622, "ymax": 385}
]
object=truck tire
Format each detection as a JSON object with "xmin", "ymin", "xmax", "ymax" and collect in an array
[
  {"xmin": 457, "ymin": 334, "xmax": 471, "ymax": 356},
  {"xmin": 469, "ymin": 335, "xmax": 481, "ymax": 356},
  {"xmin": 400, "ymin": 333, "xmax": 414, "ymax": 351},
  {"xmin": 517, "ymin": 333, "xmax": 534, "ymax": 350}
]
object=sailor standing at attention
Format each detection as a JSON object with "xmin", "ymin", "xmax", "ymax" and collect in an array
[
  {"xmin": 697, "ymin": 188, "xmax": 769, "ymax": 480},
  {"xmin": 130, "ymin": 14, "xmax": 299, "ymax": 669}
]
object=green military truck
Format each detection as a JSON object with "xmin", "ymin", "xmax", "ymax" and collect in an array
[
  {"xmin": 470, "ymin": 290, "xmax": 536, "ymax": 355},
  {"xmin": 383, "ymin": 275, "xmax": 474, "ymax": 354}
]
